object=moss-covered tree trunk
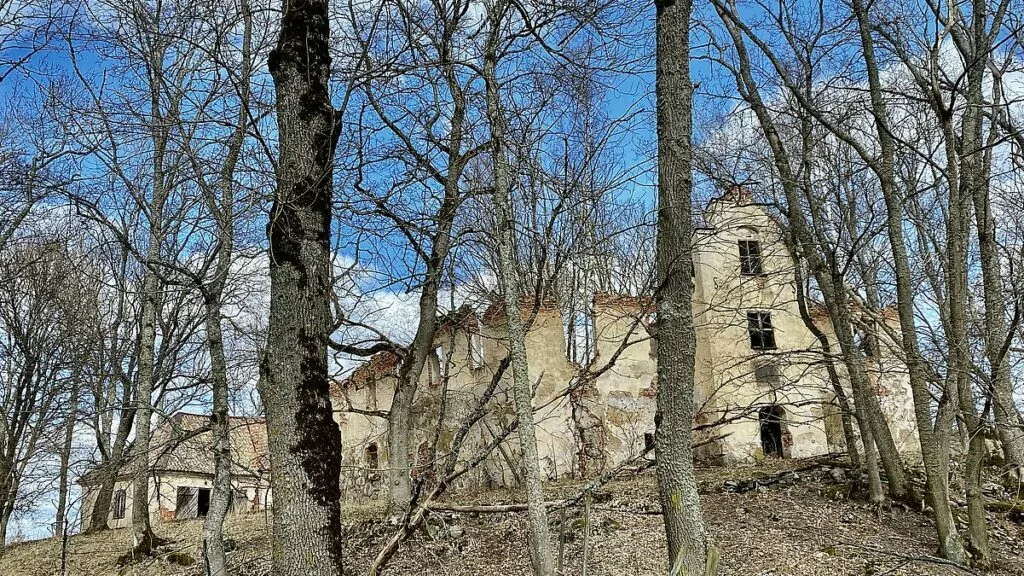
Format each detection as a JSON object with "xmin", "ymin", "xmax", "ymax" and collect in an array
[{"xmin": 259, "ymin": 0, "xmax": 344, "ymax": 574}]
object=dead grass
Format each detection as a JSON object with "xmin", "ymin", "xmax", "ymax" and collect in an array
[{"xmin": 2, "ymin": 463, "xmax": 1021, "ymax": 576}]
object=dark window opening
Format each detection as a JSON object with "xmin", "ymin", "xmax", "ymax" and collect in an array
[
  {"xmin": 197, "ymin": 488, "xmax": 211, "ymax": 516},
  {"xmin": 747, "ymin": 312, "xmax": 777, "ymax": 350},
  {"xmin": 175, "ymin": 486, "xmax": 212, "ymax": 519},
  {"xmin": 468, "ymin": 329, "xmax": 484, "ymax": 369},
  {"xmin": 365, "ymin": 443, "xmax": 379, "ymax": 469},
  {"xmin": 112, "ymin": 489, "xmax": 126, "ymax": 520},
  {"xmin": 759, "ymin": 406, "xmax": 785, "ymax": 458},
  {"xmin": 644, "ymin": 432, "xmax": 655, "ymax": 452},
  {"xmin": 738, "ymin": 240, "xmax": 764, "ymax": 275},
  {"xmin": 426, "ymin": 349, "xmax": 442, "ymax": 387}
]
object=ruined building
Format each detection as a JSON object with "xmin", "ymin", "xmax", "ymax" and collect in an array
[
  {"xmin": 78, "ymin": 193, "xmax": 922, "ymax": 526},
  {"xmin": 332, "ymin": 193, "xmax": 921, "ymax": 499}
]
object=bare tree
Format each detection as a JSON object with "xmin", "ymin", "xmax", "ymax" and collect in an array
[
  {"xmin": 258, "ymin": 0, "xmax": 345, "ymax": 573},
  {"xmin": 653, "ymin": 0, "xmax": 716, "ymax": 574},
  {"xmin": 0, "ymin": 237, "xmax": 89, "ymax": 547},
  {"xmin": 339, "ymin": 0, "xmax": 482, "ymax": 512},
  {"xmin": 481, "ymin": 0, "xmax": 556, "ymax": 572}
]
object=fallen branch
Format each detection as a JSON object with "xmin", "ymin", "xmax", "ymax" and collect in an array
[{"xmin": 835, "ymin": 542, "xmax": 976, "ymax": 574}]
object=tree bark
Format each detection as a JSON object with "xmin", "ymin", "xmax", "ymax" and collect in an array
[
  {"xmin": 483, "ymin": 2, "xmax": 555, "ymax": 573},
  {"xmin": 973, "ymin": 158, "xmax": 1024, "ymax": 477},
  {"xmin": 87, "ymin": 464, "xmax": 117, "ymax": 532},
  {"xmin": 201, "ymin": 298, "xmax": 233, "ymax": 576},
  {"xmin": 259, "ymin": 0, "xmax": 345, "ymax": 573},
  {"xmin": 131, "ymin": 264, "xmax": 162, "ymax": 555},
  {"xmin": 87, "ymin": 411, "xmax": 134, "ymax": 533},
  {"xmin": 654, "ymin": 0, "xmax": 716, "ymax": 574},
  {"xmin": 969, "ymin": 36, "xmax": 1024, "ymax": 481},
  {"xmin": 366, "ymin": 4, "xmax": 471, "ymax": 513}
]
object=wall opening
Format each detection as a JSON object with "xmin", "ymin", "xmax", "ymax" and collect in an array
[
  {"xmin": 365, "ymin": 443, "xmax": 379, "ymax": 469},
  {"xmin": 175, "ymin": 486, "xmax": 212, "ymax": 519},
  {"xmin": 759, "ymin": 405, "xmax": 786, "ymax": 458},
  {"xmin": 197, "ymin": 488, "xmax": 211, "ymax": 516},
  {"xmin": 112, "ymin": 488, "xmax": 126, "ymax": 520}
]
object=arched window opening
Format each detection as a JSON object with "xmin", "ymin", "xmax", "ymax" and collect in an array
[
  {"xmin": 365, "ymin": 443, "xmax": 380, "ymax": 470},
  {"xmin": 112, "ymin": 488, "xmax": 127, "ymax": 520},
  {"xmin": 759, "ymin": 405, "xmax": 786, "ymax": 458}
]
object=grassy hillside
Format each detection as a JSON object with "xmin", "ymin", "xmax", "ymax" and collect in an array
[{"xmin": 2, "ymin": 460, "xmax": 1021, "ymax": 576}]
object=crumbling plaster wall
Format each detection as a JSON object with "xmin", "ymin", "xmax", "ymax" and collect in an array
[{"xmin": 332, "ymin": 197, "xmax": 922, "ymax": 502}]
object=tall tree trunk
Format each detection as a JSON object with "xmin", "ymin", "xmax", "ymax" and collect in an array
[
  {"xmin": 483, "ymin": 2, "xmax": 555, "ymax": 573},
  {"xmin": 861, "ymin": 426, "xmax": 885, "ymax": 506},
  {"xmin": 971, "ymin": 53, "xmax": 1024, "ymax": 481},
  {"xmin": 87, "ymin": 465, "xmax": 116, "ymax": 532},
  {"xmin": 55, "ymin": 380, "xmax": 79, "ymax": 538},
  {"xmin": 385, "ymin": 172, "xmax": 462, "ymax": 513},
  {"xmin": 974, "ymin": 164, "xmax": 1024, "ymax": 477},
  {"xmin": 259, "ymin": 0, "xmax": 344, "ymax": 573},
  {"xmin": 201, "ymin": 297, "xmax": 233, "ymax": 576},
  {"xmin": 385, "ymin": 377, "xmax": 414, "ymax": 512},
  {"xmin": 131, "ymin": 267, "xmax": 162, "ymax": 555},
  {"xmin": 947, "ymin": 8, "xmax": 994, "ymax": 561},
  {"xmin": 654, "ymin": 0, "xmax": 716, "ymax": 574},
  {"xmin": 130, "ymin": 5, "xmax": 177, "ymax": 554},
  {"xmin": 88, "ymin": 414, "xmax": 133, "ymax": 533},
  {"xmin": 791, "ymin": 256, "xmax": 865, "ymax": 484},
  {"xmin": 850, "ymin": 0, "xmax": 963, "ymax": 560},
  {"xmin": 200, "ymin": 4, "xmax": 251, "ymax": 572}
]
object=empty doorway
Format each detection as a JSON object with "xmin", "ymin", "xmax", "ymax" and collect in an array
[
  {"xmin": 175, "ymin": 486, "xmax": 213, "ymax": 519},
  {"xmin": 759, "ymin": 405, "xmax": 785, "ymax": 458}
]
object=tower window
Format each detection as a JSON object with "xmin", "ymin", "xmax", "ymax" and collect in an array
[
  {"xmin": 468, "ymin": 329, "xmax": 484, "ymax": 369},
  {"xmin": 738, "ymin": 240, "xmax": 764, "ymax": 275},
  {"xmin": 747, "ymin": 312, "xmax": 777, "ymax": 350},
  {"xmin": 426, "ymin": 348, "xmax": 442, "ymax": 387},
  {"xmin": 754, "ymin": 361, "xmax": 781, "ymax": 386}
]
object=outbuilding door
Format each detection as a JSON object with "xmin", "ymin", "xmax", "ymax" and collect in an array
[{"xmin": 175, "ymin": 486, "xmax": 212, "ymax": 519}]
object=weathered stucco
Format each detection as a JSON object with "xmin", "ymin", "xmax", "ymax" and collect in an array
[
  {"xmin": 333, "ymin": 195, "xmax": 921, "ymax": 500},
  {"xmin": 78, "ymin": 473, "xmax": 271, "ymax": 531}
]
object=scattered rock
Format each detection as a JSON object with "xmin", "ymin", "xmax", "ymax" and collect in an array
[
  {"xmin": 982, "ymin": 482, "xmax": 1005, "ymax": 497},
  {"xmin": 830, "ymin": 467, "xmax": 847, "ymax": 483}
]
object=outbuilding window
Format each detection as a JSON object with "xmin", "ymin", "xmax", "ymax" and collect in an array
[
  {"xmin": 112, "ymin": 489, "xmax": 126, "ymax": 520},
  {"xmin": 175, "ymin": 486, "xmax": 211, "ymax": 519}
]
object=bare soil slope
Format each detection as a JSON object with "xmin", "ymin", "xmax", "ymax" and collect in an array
[{"xmin": 3, "ymin": 461, "xmax": 1021, "ymax": 576}]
